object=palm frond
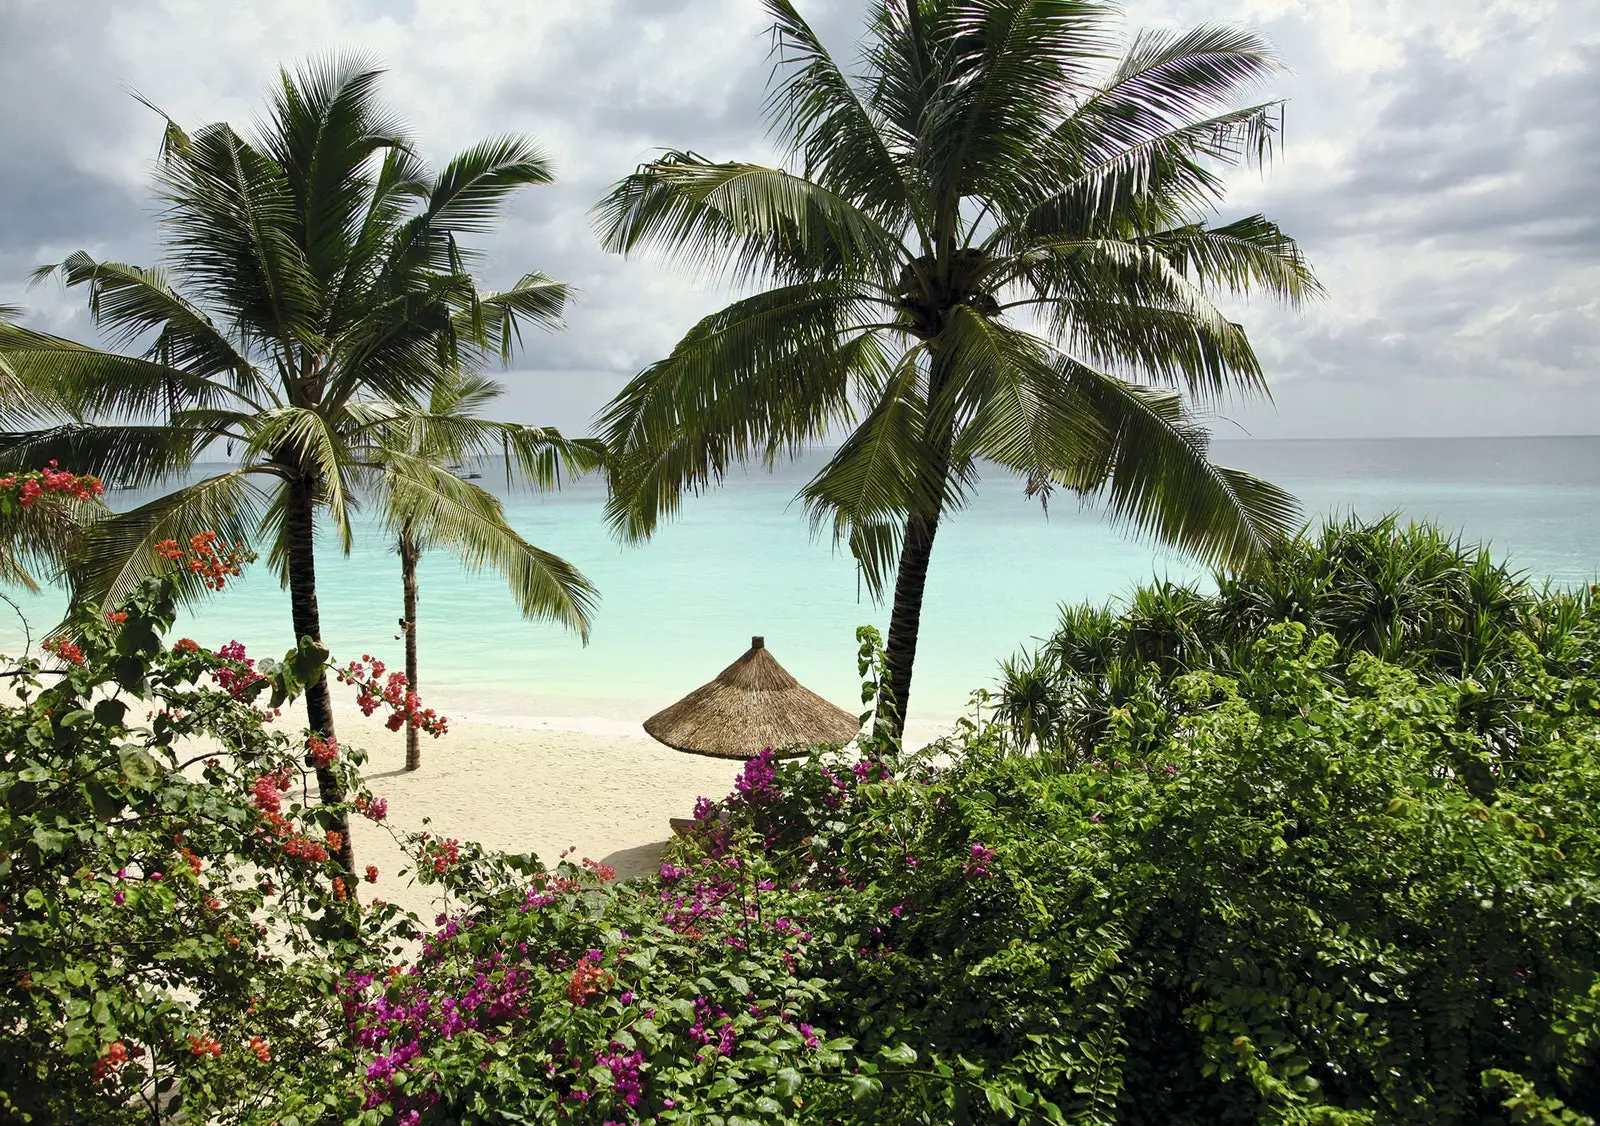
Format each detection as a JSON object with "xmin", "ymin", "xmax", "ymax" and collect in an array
[
  {"xmin": 243, "ymin": 408, "xmax": 359, "ymax": 550},
  {"xmin": 0, "ymin": 492, "xmax": 107, "ymax": 595},
  {"xmin": 381, "ymin": 451, "xmax": 596, "ymax": 638},
  {"xmin": 33, "ymin": 253, "xmax": 264, "ymax": 406},
  {"xmin": 259, "ymin": 53, "xmax": 410, "ymax": 293},
  {"xmin": 920, "ymin": 0, "xmax": 1110, "ymax": 220},
  {"xmin": 1140, "ymin": 215, "xmax": 1321, "ymax": 307},
  {"xmin": 594, "ymin": 153, "xmax": 905, "ymax": 286},
  {"xmin": 762, "ymin": 0, "xmax": 916, "ymax": 225},
  {"xmin": 801, "ymin": 346, "xmax": 929, "ymax": 598},
  {"xmin": 941, "ymin": 312, "xmax": 1105, "ymax": 480},
  {"xmin": 0, "ymin": 319, "xmax": 248, "ymax": 422},
  {"xmin": 66, "ymin": 468, "xmax": 271, "ymax": 612},
  {"xmin": 599, "ymin": 284, "xmax": 882, "ymax": 538},
  {"xmin": 999, "ymin": 235, "xmax": 1269, "ymax": 401},
  {"xmin": 424, "ymin": 135, "xmax": 555, "ymax": 234},
  {"xmin": 155, "ymin": 121, "xmax": 325, "ymax": 347},
  {"xmin": 471, "ymin": 272, "xmax": 569, "ymax": 365},
  {"xmin": 1000, "ymin": 101, "xmax": 1286, "ymax": 246},
  {"xmin": 1050, "ymin": 355, "xmax": 1300, "ymax": 569},
  {"xmin": 0, "ymin": 423, "xmax": 212, "ymax": 487}
]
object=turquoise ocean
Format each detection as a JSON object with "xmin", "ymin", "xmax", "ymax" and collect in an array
[{"xmin": 1, "ymin": 436, "xmax": 1597, "ymax": 734}]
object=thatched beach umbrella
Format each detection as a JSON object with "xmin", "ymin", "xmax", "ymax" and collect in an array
[{"xmin": 645, "ymin": 637, "xmax": 861, "ymax": 759}]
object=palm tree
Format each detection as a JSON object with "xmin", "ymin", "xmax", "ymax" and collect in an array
[
  {"xmin": 365, "ymin": 371, "xmax": 604, "ymax": 770},
  {"xmin": 0, "ymin": 56, "xmax": 576, "ymax": 871},
  {"xmin": 593, "ymin": 0, "xmax": 1319, "ymax": 737}
]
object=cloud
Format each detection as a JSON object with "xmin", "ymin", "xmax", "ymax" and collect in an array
[{"xmin": 0, "ymin": 0, "xmax": 1595, "ymax": 437}]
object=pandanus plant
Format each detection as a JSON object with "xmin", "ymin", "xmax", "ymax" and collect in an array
[{"xmin": 594, "ymin": 0, "xmax": 1319, "ymax": 737}]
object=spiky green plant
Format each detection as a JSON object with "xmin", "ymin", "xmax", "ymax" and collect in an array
[{"xmin": 593, "ymin": 0, "xmax": 1318, "ymax": 736}]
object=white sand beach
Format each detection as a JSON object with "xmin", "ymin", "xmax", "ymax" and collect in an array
[{"xmin": 317, "ymin": 706, "xmax": 744, "ymax": 920}]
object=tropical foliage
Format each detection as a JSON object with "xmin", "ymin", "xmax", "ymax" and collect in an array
[
  {"xmin": 319, "ymin": 577, "xmax": 1600, "ymax": 1125},
  {"xmin": 992, "ymin": 515, "xmax": 1588, "ymax": 761},
  {"xmin": 6, "ymin": 519, "xmax": 1599, "ymax": 1124},
  {"xmin": 0, "ymin": 56, "xmax": 584, "ymax": 864},
  {"xmin": 0, "ymin": 563, "xmax": 425, "ymax": 1124},
  {"xmin": 0, "ymin": 461, "xmax": 106, "ymax": 594},
  {"xmin": 594, "ymin": 0, "xmax": 1319, "ymax": 731}
]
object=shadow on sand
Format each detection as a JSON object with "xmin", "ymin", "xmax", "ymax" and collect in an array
[{"xmin": 599, "ymin": 840, "xmax": 670, "ymax": 881}]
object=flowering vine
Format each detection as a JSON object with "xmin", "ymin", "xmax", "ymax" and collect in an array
[{"xmin": 336, "ymin": 655, "xmax": 448, "ymax": 736}]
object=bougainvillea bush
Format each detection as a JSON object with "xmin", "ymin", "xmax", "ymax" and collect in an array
[
  {"xmin": 333, "ymin": 609, "xmax": 1600, "ymax": 1125},
  {"xmin": 0, "ymin": 550, "xmax": 462, "ymax": 1124}
]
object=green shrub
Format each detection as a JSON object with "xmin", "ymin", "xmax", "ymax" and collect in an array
[
  {"xmin": 336, "ymin": 618, "xmax": 1600, "ymax": 1124},
  {"xmin": 0, "ymin": 573, "xmax": 431, "ymax": 1124}
]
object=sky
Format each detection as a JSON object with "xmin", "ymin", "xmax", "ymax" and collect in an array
[{"xmin": 1, "ymin": 0, "xmax": 1596, "ymax": 440}]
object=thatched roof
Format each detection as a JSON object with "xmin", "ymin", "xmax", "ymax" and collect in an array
[{"xmin": 644, "ymin": 636, "xmax": 861, "ymax": 759}]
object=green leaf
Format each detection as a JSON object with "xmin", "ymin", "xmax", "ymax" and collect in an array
[
  {"xmin": 111, "ymin": 654, "xmax": 148, "ymax": 695},
  {"xmin": 290, "ymin": 638, "xmax": 331, "ymax": 687},
  {"xmin": 881, "ymin": 1043, "xmax": 918, "ymax": 1065},
  {"xmin": 31, "ymin": 826, "xmax": 68, "ymax": 853},
  {"xmin": 850, "ymin": 1075, "xmax": 883, "ymax": 1104},
  {"xmin": 93, "ymin": 698, "xmax": 129, "ymax": 727},
  {"xmin": 117, "ymin": 745, "xmax": 160, "ymax": 786},
  {"xmin": 85, "ymin": 780, "xmax": 124, "ymax": 822}
]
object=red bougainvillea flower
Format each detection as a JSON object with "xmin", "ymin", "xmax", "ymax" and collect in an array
[
  {"xmin": 187, "ymin": 1035, "xmax": 221, "ymax": 1057},
  {"xmin": 3, "ymin": 463, "xmax": 103, "ymax": 508},
  {"xmin": 365, "ymin": 865, "xmax": 379, "ymax": 884},
  {"xmin": 92, "ymin": 1041, "xmax": 129, "ymax": 1082},
  {"xmin": 332, "ymin": 877, "xmax": 348, "ymax": 902},
  {"xmin": 153, "ymin": 532, "xmax": 252, "ymax": 590},
  {"xmin": 336, "ymin": 657, "xmax": 449, "ymax": 737},
  {"xmin": 41, "ymin": 636, "xmax": 85, "ymax": 666},
  {"xmin": 249, "ymin": 1036, "xmax": 271, "ymax": 1062},
  {"xmin": 354, "ymin": 794, "xmax": 388, "ymax": 822},
  {"xmin": 566, "ymin": 956, "xmax": 613, "ymax": 1006},
  {"xmin": 308, "ymin": 734, "xmax": 339, "ymax": 768}
]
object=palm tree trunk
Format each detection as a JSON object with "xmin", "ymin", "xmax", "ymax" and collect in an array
[
  {"xmin": 400, "ymin": 531, "xmax": 422, "ymax": 772},
  {"xmin": 877, "ymin": 345, "xmax": 956, "ymax": 745},
  {"xmin": 284, "ymin": 475, "xmax": 355, "ymax": 876},
  {"xmin": 878, "ymin": 509, "xmax": 941, "ymax": 742}
]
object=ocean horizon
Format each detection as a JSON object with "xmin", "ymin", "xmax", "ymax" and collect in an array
[{"xmin": 2, "ymin": 434, "xmax": 1597, "ymax": 736}]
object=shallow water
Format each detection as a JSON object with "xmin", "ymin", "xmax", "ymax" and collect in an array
[{"xmin": 2, "ymin": 436, "xmax": 1596, "ymax": 732}]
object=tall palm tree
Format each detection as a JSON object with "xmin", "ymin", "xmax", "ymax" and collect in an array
[
  {"xmin": 593, "ymin": 0, "xmax": 1319, "ymax": 737},
  {"xmin": 366, "ymin": 371, "xmax": 604, "ymax": 771},
  {"xmin": 0, "ymin": 57, "xmax": 576, "ymax": 871}
]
